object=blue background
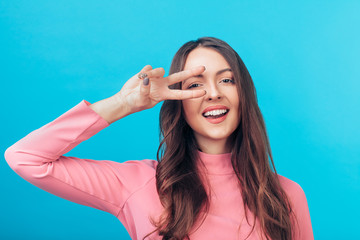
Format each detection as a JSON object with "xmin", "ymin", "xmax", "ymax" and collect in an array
[{"xmin": 1, "ymin": 0, "xmax": 359, "ymax": 239}]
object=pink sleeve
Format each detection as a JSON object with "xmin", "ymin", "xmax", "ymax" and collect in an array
[
  {"xmin": 292, "ymin": 185, "xmax": 314, "ymax": 240},
  {"xmin": 279, "ymin": 176, "xmax": 314, "ymax": 240},
  {"xmin": 4, "ymin": 100, "xmax": 153, "ymax": 217}
]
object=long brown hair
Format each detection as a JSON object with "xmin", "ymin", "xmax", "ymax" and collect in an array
[{"xmin": 149, "ymin": 37, "xmax": 295, "ymax": 239}]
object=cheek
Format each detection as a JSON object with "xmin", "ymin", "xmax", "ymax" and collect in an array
[
  {"xmin": 182, "ymin": 99, "xmax": 199, "ymax": 114},
  {"xmin": 229, "ymin": 90, "xmax": 240, "ymax": 119},
  {"xmin": 182, "ymin": 99, "xmax": 201, "ymax": 125},
  {"xmin": 234, "ymin": 95, "xmax": 240, "ymax": 109},
  {"xmin": 230, "ymin": 89, "xmax": 240, "ymax": 108}
]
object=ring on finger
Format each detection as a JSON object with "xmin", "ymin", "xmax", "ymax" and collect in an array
[{"xmin": 138, "ymin": 72, "xmax": 148, "ymax": 79}]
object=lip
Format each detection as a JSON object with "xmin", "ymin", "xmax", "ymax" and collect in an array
[
  {"xmin": 202, "ymin": 105, "xmax": 229, "ymax": 124},
  {"xmin": 202, "ymin": 105, "xmax": 229, "ymax": 115},
  {"xmin": 204, "ymin": 113, "xmax": 228, "ymax": 124}
]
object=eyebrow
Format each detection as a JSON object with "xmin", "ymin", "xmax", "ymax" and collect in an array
[{"xmin": 183, "ymin": 68, "xmax": 232, "ymax": 85}]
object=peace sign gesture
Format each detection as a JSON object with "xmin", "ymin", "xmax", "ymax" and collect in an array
[
  {"xmin": 90, "ymin": 65, "xmax": 206, "ymax": 124},
  {"xmin": 115, "ymin": 65, "xmax": 206, "ymax": 112}
]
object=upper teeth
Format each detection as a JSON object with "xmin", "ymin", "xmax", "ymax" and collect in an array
[{"xmin": 204, "ymin": 109, "xmax": 228, "ymax": 117}]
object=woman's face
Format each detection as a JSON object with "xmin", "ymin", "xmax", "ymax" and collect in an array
[{"xmin": 181, "ymin": 47, "xmax": 240, "ymax": 152}]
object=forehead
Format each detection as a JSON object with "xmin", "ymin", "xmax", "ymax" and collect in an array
[{"xmin": 183, "ymin": 47, "xmax": 231, "ymax": 71}]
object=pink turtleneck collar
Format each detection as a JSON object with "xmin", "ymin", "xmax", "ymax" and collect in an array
[{"xmin": 197, "ymin": 150, "xmax": 234, "ymax": 175}]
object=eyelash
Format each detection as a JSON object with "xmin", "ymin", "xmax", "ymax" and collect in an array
[
  {"xmin": 188, "ymin": 83, "xmax": 201, "ymax": 89},
  {"xmin": 187, "ymin": 78, "xmax": 235, "ymax": 89},
  {"xmin": 221, "ymin": 78, "xmax": 235, "ymax": 84}
]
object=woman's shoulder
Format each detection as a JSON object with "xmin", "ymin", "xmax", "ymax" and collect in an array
[
  {"xmin": 99, "ymin": 159, "xmax": 159, "ymax": 192},
  {"xmin": 276, "ymin": 175, "xmax": 314, "ymax": 239},
  {"xmin": 276, "ymin": 174, "xmax": 309, "ymax": 210},
  {"xmin": 276, "ymin": 174, "xmax": 307, "ymax": 201}
]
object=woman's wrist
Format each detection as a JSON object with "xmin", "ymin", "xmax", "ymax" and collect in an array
[{"xmin": 89, "ymin": 96, "xmax": 131, "ymax": 124}]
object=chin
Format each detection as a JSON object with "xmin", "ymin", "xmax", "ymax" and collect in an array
[{"xmin": 197, "ymin": 132, "xmax": 233, "ymax": 142}]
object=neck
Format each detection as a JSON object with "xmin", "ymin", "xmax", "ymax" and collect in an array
[
  {"xmin": 196, "ymin": 150, "xmax": 234, "ymax": 175},
  {"xmin": 196, "ymin": 137, "xmax": 232, "ymax": 154}
]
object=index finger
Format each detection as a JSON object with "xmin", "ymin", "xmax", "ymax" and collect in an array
[
  {"xmin": 166, "ymin": 66, "xmax": 206, "ymax": 85},
  {"xmin": 166, "ymin": 89, "xmax": 206, "ymax": 100}
]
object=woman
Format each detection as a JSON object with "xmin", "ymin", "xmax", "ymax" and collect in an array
[{"xmin": 5, "ymin": 37, "xmax": 313, "ymax": 239}]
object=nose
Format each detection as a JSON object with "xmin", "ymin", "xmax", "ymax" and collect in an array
[{"xmin": 205, "ymin": 84, "xmax": 222, "ymax": 101}]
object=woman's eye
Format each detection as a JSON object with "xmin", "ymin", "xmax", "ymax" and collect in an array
[
  {"xmin": 188, "ymin": 83, "xmax": 201, "ymax": 89},
  {"xmin": 221, "ymin": 78, "xmax": 235, "ymax": 84}
]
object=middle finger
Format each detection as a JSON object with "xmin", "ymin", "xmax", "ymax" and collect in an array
[{"xmin": 166, "ymin": 66, "xmax": 206, "ymax": 85}]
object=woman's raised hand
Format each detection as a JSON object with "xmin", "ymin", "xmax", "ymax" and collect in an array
[
  {"xmin": 89, "ymin": 65, "xmax": 206, "ymax": 124},
  {"xmin": 113, "ymin": 65, "xmax": 206, "ymax": 114}
]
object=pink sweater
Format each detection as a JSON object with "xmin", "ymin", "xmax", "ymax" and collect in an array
[{"xmin": 5, "ymin": 100, "xmax": 314, "ymax": 240}]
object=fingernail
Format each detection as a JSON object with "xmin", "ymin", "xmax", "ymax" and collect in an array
[
  {"xmin": 138, "ymin": 72, "xmax": 147, "ymax": 79},
  {"xmin": 143, "ymin": 77, "xmax": 149, "ymax": 86}
]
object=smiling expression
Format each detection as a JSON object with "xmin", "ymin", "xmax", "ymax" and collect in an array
[{"xmin": 181, "ymin": 47, "xmax": 240, "ymax": 153}]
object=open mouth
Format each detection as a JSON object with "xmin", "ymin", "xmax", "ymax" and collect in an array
[{"xmin": 202, "ymin": 109, "xmax": 229, "ymax": 119}]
